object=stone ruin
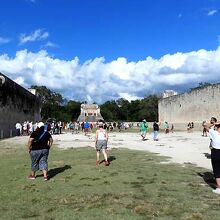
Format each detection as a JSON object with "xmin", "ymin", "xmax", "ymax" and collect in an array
[
  {"xmin": 77, "ymin": 104, "xmax": 104, "ymax": 122},
  {"xmin": 0, "ymin": 72, "xmax": 41, "ymax": 138}
]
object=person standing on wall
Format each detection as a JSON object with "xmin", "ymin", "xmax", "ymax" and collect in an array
[{"xmin": 27, "ymin": 122, "xmax": 53, "ymax": 181}]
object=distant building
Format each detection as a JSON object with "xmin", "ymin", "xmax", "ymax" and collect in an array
[
  {"xmin": 77, "ymin": 104, "xmax": 104, "ymax": 122},
  {"xmin": 162, "ymin": 90, "xmax": 178, "ymax": 98}
]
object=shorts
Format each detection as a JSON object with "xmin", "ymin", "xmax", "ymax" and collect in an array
[
  {"xmin": 96, "ymin": 140, "xmax": 107, "ymax": 151},
  {"xmin": 30, "ymin": 149, "xmax": 49, "ymax": 171},
  {"xmin": 84, "ymin": 128, "xmax": 89, "ymax": 132}
]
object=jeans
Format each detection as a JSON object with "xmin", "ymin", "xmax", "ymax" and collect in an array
[{"xmin": 153, "ymin": 131, "xmax": 158, "ymax": 140}]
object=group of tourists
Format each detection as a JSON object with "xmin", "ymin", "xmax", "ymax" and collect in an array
[
  {"xmin": 139, "ymin": 120, "xmax": 173, "ymax": 141},
  {"xmin": 25, "ymin": 116, "xmax": 220, "ymax": 195},
  {"xmin": 27, "ymin": 120, "xmax": 110, "ymax": 181},
  {"xmin": 15, "ymin": 121, "xmax": 38, "ymax": 136},
  {"xmin": 187, "ymin": 122, "xmax": 194, "ymax": 132}
]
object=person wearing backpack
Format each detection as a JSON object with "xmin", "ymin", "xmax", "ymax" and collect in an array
[{"xmin": 27, "ymin": 122, "xmax": 53, "ymax": 181}]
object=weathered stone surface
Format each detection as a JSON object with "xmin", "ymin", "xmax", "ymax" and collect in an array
[
  {"xmin": 0, "ymin": 73, "xmax": 41, "ymax": 138},
  {"xmin": 159, "ymin": 84, "xmax": 220, "ymax": 125}
]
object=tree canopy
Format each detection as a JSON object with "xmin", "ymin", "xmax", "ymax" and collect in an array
[{"xmin": 32, "ymin": 85, "xmax": 160, "ymax": 122}]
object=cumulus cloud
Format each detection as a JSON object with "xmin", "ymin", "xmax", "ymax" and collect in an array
[
  {"xmin": 1, "ymin": 47, "xmax": 220, "ymax": 103},
  {"xmin": 19, "ymin": 29, "xmax": 49, "ymax": 44},
  {"xmin": 0, "ymin": 37, "xmax": 11, "ymax": 44},
  {"xmin": 207, "ymin": 9, "xmax": 218, "ymax": 16}
]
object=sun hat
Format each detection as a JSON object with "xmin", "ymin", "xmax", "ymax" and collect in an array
[{"xmin": 37, "ymin": 122, "xmax": 44, "ymax": 128}]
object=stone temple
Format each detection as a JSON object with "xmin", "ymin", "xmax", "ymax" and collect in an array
[{"xmin": 77, "ymin": 104, "xmax": 103, "ymax": 122}]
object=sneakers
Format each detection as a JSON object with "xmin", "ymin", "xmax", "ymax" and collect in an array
[
  {"xmin": 212, "ymin": 188, "xmax": 220, "ymax": 194},
  {"xmin": 105, "ymin": 161, "xmax": 110, "ymax": 166},
  {"xmin": 44, "ymin": 176, "xmax": 49, "ymax": 181},
  {"xmin": 27, "ymin": 175, "xmax": 36, "ymax": 180}
]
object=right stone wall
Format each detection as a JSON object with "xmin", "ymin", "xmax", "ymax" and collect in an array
[{"xmin": 158, "ymin": 84, "xmax": 220, "ymax": 130}]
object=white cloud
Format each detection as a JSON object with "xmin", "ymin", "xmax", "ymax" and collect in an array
[
  {"xmin": 1, "ymin": 47, "xmax": 220, "ymax": 103},
  {"xmin": 19, "ymin": 29, "xmax": 49, "ymax": 44},
  {"xmin": 0, "ymin": 37, "xmax": 11, "ymax": 44},
  {"xmin": 43, "ymin": 41, "xmax": 58, "ymax": 48},
  {"xmin": 207, "ymin": 9, "xmax": 218, "ymax": 16}
]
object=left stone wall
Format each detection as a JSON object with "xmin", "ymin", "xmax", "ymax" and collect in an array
[{"xmin": 0, "ymin": 73, "xmax": 41, "ymax": 138}]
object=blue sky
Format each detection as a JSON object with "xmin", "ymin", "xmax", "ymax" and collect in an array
[{"xmin": 0, "ymin": 0, "xmax": 220, "ymax": 102}]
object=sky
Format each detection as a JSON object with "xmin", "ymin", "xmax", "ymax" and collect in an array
[{"xmin": 0, "ymin": 0, "xmax": 220, "ymax": 103}]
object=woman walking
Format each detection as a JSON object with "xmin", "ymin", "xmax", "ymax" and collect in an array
[
  {"xmin": 28, "ymin": 122, "xmax": 53, "ymax": 181},
  {"xmin": 95, "ymin": 122, "xmax": 109, "ymax": 166}
]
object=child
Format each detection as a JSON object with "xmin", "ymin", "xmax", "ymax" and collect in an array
[{"xmin": 95, "ymin": 122, "xmax": 109, "ymax": 166}]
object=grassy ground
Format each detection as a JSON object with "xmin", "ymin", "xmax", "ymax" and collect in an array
[{"xmin": 0, "ymin": 141, "xmax": 220, "ymax": 220}]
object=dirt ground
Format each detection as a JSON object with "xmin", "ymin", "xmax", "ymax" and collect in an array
[{"xmin": 0, "ymin": 130, "xmax": 212, "ymax": 170}]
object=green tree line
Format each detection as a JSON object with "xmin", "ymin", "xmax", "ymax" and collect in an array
[{"xmin": 31, "ymin": 86, "xmax": 160, "ymax": 122}]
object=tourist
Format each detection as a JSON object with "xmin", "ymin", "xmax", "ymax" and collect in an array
[
  {"xmin": 140, "ymin": 119, "xmax": 148, "ymax": 141},
  {"xmin": 83, "ymin": 121, "xmax": 90, "ymax": 135},
  {"xmin": 191, "ymin": 122, "xmax": 194, "ymax": 130},
  {"xmin": 202, "ymin": 121, "xmax": 207, "ymax": 137},
  {"xmin": 203, "ymin": 121, "xmax": 220, "ymax": 194},
  {"xmin": 170, "ymin": 123, "xmax": 174, "ymax": 133},
  {"xmin": 187, "ymin": 122, "xmax": 192, "ymax": 132},
  {"xmin": 23, "ymin": 121, "xmax": 28, "ymax": 136},
  {"xmin": 209, "ymin": 117, "xmax": 217, "ymax": 149},
  {"xmin": 164, "ymin": 121, "xmax": 169, "ymax": 134},
  {"xmin": 27, "ymin": 122, "xmax": 53, "ymax": 181},
  {"xmin": 15, "ymin": 121, "xmax": 22, "ymax": 136},
  {"xmin": 74, "ymin": 121, "xmax": 80, "ymax": 134},
  {"xmin": 153, "ymin": 122, "xmax": 160, "ymax": 141},
  {"xmin": 95, "ymin": 121, "xmax": 109, "ymax": 166}
]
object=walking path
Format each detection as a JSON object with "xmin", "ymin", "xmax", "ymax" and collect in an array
[{"xmin": 1, "ymin": 131, "xmax": 212, "ymax": 170}]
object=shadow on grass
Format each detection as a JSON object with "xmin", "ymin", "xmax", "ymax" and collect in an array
[
  {"xmin": 100, "ymin": 156, "xmax": 116, "ymax": 165},
  {"xmin": 48, "ymin": 165, "xmax": 72, "ymax": 179},
  {"xmin": 197, "ymin": 172, "xmax": 216, "ymax": 189}
]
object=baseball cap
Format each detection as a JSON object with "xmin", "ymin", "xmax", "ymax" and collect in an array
[{"xmin": 37, "ymin": 122, "xmax": 44, "ymax": 128}]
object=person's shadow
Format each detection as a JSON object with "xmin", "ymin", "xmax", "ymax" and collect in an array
[
  {"xmin": 48, "ymin": 165, "xmax": 72, "ymax": 179},
  {"xmin": 197, "ymin": 172, "xmax": 216, "ymax": 189},
  {"xmin": 203, "ymin": 153, "xmax": 211, "ymax": 159},
  {"xmin": 100, "ymin": 156, "xmax": 116, "ymax": 164}
]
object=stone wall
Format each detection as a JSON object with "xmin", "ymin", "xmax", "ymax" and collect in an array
[
  {"xmin": 0, "ymin": 73, "xmax": 41, "ymax": 138},
  {"xmin": 158, "ymin": 84, "xmax": 220, "ymax": 130}
]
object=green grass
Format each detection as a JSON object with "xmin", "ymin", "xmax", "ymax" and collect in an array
[{"xmin": 0, "ymin": 141, "xmax": 220, "ymax": 220}]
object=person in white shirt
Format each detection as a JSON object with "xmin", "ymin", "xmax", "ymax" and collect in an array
[
  {"xmin": 95, "ymin": 122, "xmax": 109, "ymax": 166},
  {"xmin": 203, "ymin": 122, "xmax": 220, "ymax": 194},
  {"xmin": 15, "ymin": 122, "xmax": 22, "ymax": 136}
]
